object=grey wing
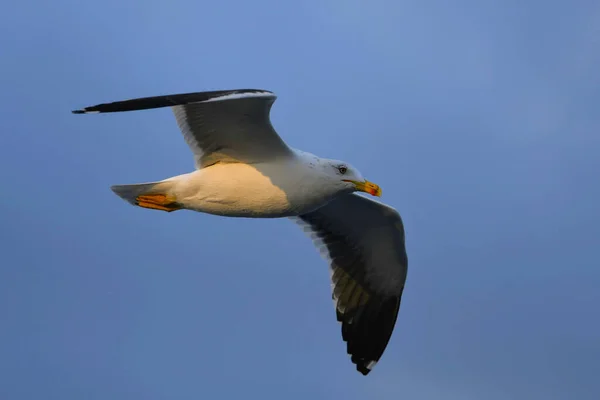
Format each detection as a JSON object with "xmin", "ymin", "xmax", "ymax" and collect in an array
[
  {"xmin": 293, "ymin": 194, "xmax": 408, "ymax": 375},
  {"xmin": 72, "ymin": 89, "xmax": 293, "ymax": 168}
]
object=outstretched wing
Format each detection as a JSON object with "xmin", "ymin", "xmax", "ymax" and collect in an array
[
  {"xmin": 73, "ymin": 89, "xmax": 292, "ymax": 168},
  {"xmin": 293, "ymin": 194, "xmax": 408, "ymax": 375}
]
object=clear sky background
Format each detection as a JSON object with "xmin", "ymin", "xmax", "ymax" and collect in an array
[{"xmin": 1, "ymin": 0, "xmax": 599, "ymax": 399}]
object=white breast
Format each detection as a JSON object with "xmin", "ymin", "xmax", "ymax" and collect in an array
[{"xmin": 170, "ymin": 161, "xmax": 335, "ymax": 218}]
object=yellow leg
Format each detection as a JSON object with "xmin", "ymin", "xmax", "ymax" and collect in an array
[{"xmin": 135, "ymin": 193, "xmax": 182, "ymax": 212}]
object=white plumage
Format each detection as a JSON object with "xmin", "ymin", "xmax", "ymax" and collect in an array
[{"xmin": 73, "ymin": 89, "xmax": 408, "ymax": 375}]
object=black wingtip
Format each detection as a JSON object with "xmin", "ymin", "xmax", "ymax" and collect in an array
[
  {"xmin": 69, "ymin": 89, "xmax": 274, "ymax": 115},
  {"xmin": 357, "ymin": 365, "xmax": 371, "ymax": 375}
]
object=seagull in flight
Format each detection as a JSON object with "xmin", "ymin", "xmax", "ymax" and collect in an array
[{"xmin": 73, "ymin": 89, "xmax": 408, "ymax": 375}]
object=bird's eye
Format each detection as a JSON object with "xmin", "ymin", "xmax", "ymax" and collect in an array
[{"xmin": 337, "ymin": 165, "xmax": 348, "ymax": 174}]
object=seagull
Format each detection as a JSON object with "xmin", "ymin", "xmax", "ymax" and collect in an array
[{"xmin": 72, "ymin": 89, "xmax": 408, "ymax": 375}]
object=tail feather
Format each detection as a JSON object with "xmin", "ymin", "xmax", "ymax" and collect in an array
[{"xmin": 111, "ymin": 180, "xmax": 175, "ymax": 207}]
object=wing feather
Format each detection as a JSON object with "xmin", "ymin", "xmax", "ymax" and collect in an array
[
  {"xmin": 293, "ymin": 193, "xmax": 408, "ymax": 375},
  {"xmin": 296, "ymin": 194, "xmax": 408, "ymax": 375},
  {"xmin": 73, "ymin": 89, "xmax": 292, "ymax": 168}
]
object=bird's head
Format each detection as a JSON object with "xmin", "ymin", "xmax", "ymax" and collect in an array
[{"xmin": 323, "ymin": 159, "xmax": 382, "ymax": 197}]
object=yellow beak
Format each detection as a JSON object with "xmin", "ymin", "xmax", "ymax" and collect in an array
[{"xmin": 343, "ymin": 179, "xmax": 382, "ymax": 197}]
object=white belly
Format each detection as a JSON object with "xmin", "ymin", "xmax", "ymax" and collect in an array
[{"xmin": 171, "ymin": 162, "xmax": 332, "ymax": 218}]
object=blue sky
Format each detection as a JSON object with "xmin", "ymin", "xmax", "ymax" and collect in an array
[{"xmin": 1, "ymin": 0, "xmax": 599, "ymax": 399}]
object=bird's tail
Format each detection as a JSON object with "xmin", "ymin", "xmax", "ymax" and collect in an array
[{"xmin": 111, "ymin": 180, "xmax": 182, "ymax": 212}]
